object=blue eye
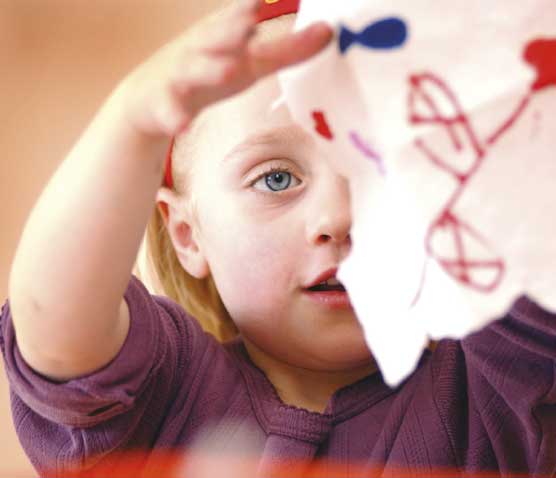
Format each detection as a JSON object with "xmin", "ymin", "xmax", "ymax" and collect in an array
[
  {"xmin": 266, "ymin": 171, "xmax": 291, "ymax": 191},
  {"xmin": 253, "ymin": 168, "xmax": 301, "ymax": 193}
]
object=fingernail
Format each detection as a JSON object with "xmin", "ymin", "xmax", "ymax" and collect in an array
[
  {"xmin": 310, "ymin": 22, "xmax": 333, "ymax": 36},
  {"xmin": 304, "ymin": 22, "xmax": 333, "ymax": 44}
]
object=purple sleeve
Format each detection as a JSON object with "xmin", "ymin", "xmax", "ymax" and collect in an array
[
  {"xmin": 0, "ymin": 274, "xmax": 207, "ymax": 475},
  {"xmin": 461, "ymin": 296, "xmax": 556, "ymax": 474}
]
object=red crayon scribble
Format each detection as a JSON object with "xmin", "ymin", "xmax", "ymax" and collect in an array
[
  {"xmin": 486, "ymin": 37, "xmax": 555, "ymax": 145},
  {"xmin": 485, "ymin": 94, "xmax": 531, "ymax": 146},
  {"xmin": 524, "ymin": 37, "xmax": 556, "ymax": 92},
  {"xmin": 312, "ymin": 110, "xmax": 334, "ymax": 140},
  {"xmin": 408, "ymin": 72, "xmax": 505, "ymax": 293},
  {"xmin": 408, "ymin": 38, "xmax": 554, "ymax": 297}
]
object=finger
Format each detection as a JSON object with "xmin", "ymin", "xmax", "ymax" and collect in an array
[
  {"xmin": 170, "ymin": 56, "xmax": 249, "ymax": 121},
  {"xmin": 199, "ymin": 0, "xmax": 259, "ymax": 55},
  {"xmin": 201, "ymin": 16, "xmax": 257, "ymax": 55},
  {"xmin": 173, "ymin": 55, "xmax": 239, "ymax": 94},
  {"xmin": 248, "ymin": 21, "xmax": 334, "ymax": 78},
  {"xmin": 237, "ymin": 0, "xmax": 261, "ymax": 16},
  {"xmin": 154, "ymin": 88, "xmax": 193, "ymax": 137}
]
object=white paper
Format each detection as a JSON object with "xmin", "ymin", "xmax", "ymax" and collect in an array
[{"xmin": 278, "ymin": 0, "xmax": 556, "ymax": 386}]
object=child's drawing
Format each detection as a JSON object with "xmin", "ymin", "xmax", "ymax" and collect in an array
[{"xmin": 279, "ymin": 0, "xmax": 556, "ymax": 385}]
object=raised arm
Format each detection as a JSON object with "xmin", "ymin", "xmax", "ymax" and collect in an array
[{"xmin": 7, "ymin": 0, "xmax": 332, "ymax": 381}]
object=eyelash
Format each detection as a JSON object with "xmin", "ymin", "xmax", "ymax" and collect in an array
[{"xmin": 249, "ymin": 166, "xmax": 302, "ymax": 193}]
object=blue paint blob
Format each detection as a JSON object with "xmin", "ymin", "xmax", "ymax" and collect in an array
[{"xmin": 339, "ymin": 17, "xmax": 408, "ymax": 54}]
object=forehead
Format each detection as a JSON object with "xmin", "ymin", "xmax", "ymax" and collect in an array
[
  {"xmin": 176, "ymin": 15, "xmax": 299, "ymax": 165},
  {"xmin": 194, "ymin": 75, "xmax": 297, "ymax": 166}
]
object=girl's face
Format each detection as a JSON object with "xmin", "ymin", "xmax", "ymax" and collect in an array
[{"xmin": 178, "ymin": 72, "xmax": 372, "ymax": 372}]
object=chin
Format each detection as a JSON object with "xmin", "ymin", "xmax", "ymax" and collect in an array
[
  {"xmin": 325, "ymin": 349, "xmax": 374, "ymax": 371},
  {"xmin": 302, "ymin": 338, "xmax": 374, "ymax": 372}
]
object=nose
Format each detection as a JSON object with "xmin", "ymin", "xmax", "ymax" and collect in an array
[{"xmin": 305, "ymin": 174, "xmax": 352, "ymax": 249}]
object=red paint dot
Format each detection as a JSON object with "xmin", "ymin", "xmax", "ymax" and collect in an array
[
  {"xmin": 312, "ymin": 111, "xmax": 334, "ymax": 140},
  {"xmin": 524, "ymin": 38, "xmax": 556, "ymax": 92}
]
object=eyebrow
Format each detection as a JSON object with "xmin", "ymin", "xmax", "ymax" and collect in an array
[{"xmin": 221, "ymin": 126, "xmax": 308, "ymax": 163}]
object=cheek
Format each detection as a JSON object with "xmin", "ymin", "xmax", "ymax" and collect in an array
[{"xmin": 199, "ymin": 207, "xmax": 299, "ymax": 318}]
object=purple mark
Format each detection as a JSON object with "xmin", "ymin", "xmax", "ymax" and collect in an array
[{"xmin": 349, "ymin": 131, "xmax": 386, "ymax": 175}]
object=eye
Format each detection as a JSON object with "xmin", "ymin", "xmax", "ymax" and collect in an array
[{"xmin": 252, "ymin": 167, "xmax": 301, "ymax": 193}]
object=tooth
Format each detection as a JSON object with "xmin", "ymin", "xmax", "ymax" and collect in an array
[{"xmin": 325, "ymin": 278, "xmax": 341, "ymax": 286}]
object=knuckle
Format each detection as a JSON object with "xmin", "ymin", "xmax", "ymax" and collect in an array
[
  {"xmin": 218, "ymin": 61, "xmax": 240, "ymax": 84},
  {"xmin": 168, "ymin": 71, "xmax": 194, "ymax": 102},
  {"xmin": 176, "ymin": 81, "xmax": 194, "ymax": 101}
]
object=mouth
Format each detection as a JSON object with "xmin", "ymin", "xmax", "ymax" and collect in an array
[
  {"xmin": 302, "ymin": 269, "xmax": 352, "ymax": 309},
  {"xmin": 306, "ymin": 279, "xmax": 346, "ymax": 292}
]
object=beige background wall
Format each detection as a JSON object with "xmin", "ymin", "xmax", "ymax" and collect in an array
[{"xmin": 0, "ymin": 1, "xmax": 221, "ymax": 475}]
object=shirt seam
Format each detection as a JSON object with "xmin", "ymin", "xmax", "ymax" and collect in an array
[{"xmin": 431, "ymin": 347, "xmax": 464, "ymax": 472}]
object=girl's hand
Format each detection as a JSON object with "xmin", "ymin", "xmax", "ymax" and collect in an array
[{"xmin": 121, "ymin": 0, "xmax": 333, "ymax": 138}]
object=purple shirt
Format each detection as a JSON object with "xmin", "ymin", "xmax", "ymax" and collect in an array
[{"xmin": 1, "ymin": 275, "xmax": 555, "ymax": 477}]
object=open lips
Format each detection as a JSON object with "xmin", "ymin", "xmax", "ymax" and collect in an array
[
  {"xmin": 307, "ymin": 276, "xmax": 346, "ymax": 292},
  {"xmin": 304, "ymin": 268, "xmax": 346, "ymax": 291},
  {"xmin": 302, "ymin": 270, "xmax": 351, "ymax": 309}
]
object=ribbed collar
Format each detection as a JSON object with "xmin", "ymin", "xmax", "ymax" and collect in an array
[{"xmin": 225, "ymin": 339, "xmax": 401, "ymax": 445}]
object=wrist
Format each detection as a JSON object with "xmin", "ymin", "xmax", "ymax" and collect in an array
[
  {"xmin": 115, "ymin": 64, "xmax": 190, "ymax": 142},
  {"xmin": 107, "ymin": 77, "xmax": 172, "ymax": 151}
]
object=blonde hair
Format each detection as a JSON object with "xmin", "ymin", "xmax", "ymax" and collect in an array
[
  {"xmin": 141, "ymin": 108, "xmax": 238, "ymax": 342},
  {"xmin": 145, "ymin": 209, "xmax": 238, "ymax": 342},
  {"xmin": 139, "ymin": 11, "xmax": 296, "ymax": 343}
]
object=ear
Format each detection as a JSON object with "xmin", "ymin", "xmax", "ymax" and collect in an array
[{"xmin": 156, "ymin": 187, "xmax": 210, "ymax": 279}]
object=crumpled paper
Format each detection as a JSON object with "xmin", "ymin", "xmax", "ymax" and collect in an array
[{"xmin": 278, "ymin": 0, "xmax": 556, "ymax": 386}]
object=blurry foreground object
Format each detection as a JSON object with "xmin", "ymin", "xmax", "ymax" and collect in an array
[
  {"xmin": 278, "ymin": 0, "xmax": 556, "ymax": 386},
  {"xmin": 51, "ymin": 452, "xmax": 529, "ymax": 478}
]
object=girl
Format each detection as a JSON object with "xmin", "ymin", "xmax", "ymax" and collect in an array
[{"xmin": 2, "ymin": 0, "xmax": 555, "ymax": 477}]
